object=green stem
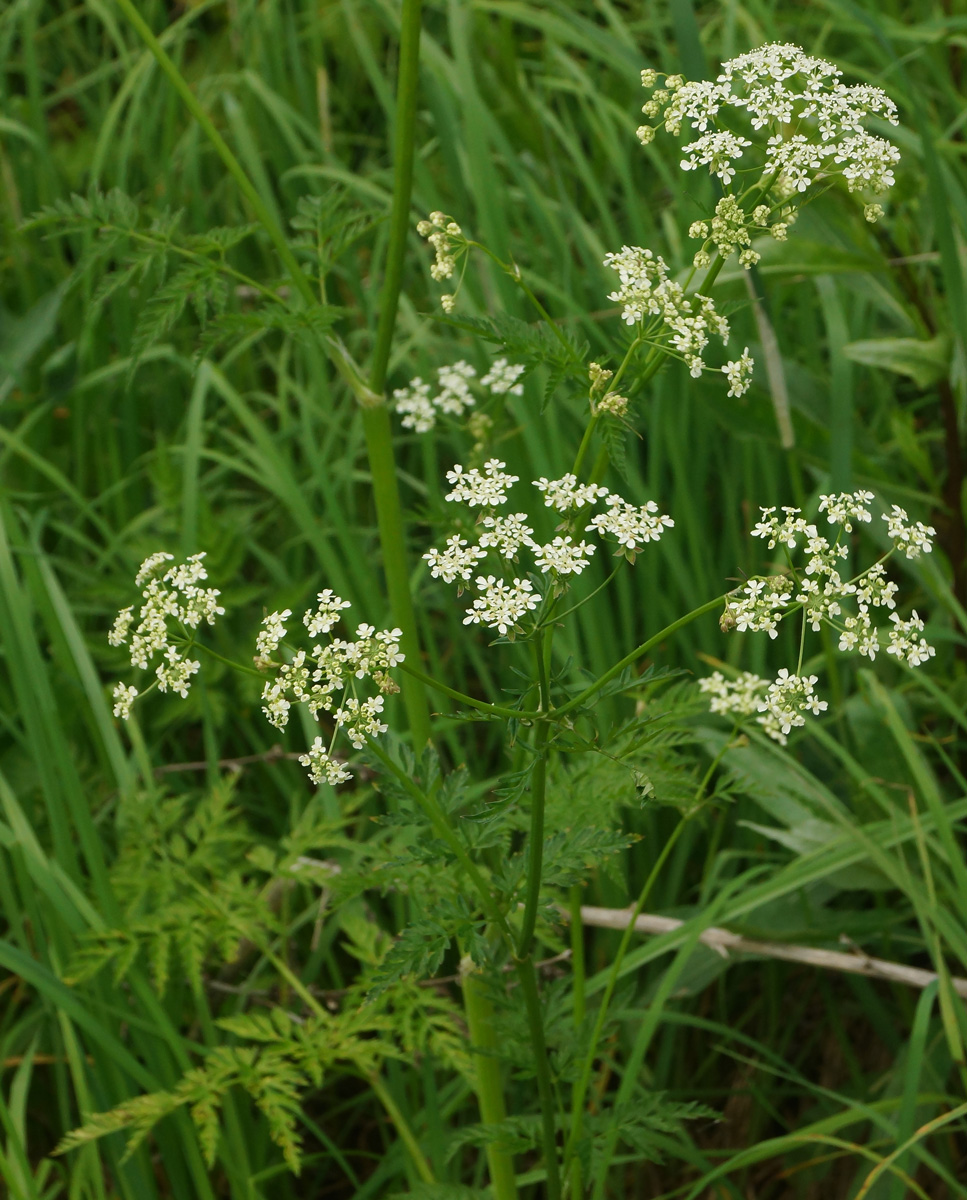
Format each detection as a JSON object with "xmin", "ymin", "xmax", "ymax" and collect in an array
[
  {"xmin": 511, "ymin": 633, "xmax": 562, "ymax": 1197},
  {"xmin": 461, "ymin": 956, "xmax": 519, "ymax": 1200},
  {"xmin": 361, "ymin": 0, "xmax": 432, "ymax": 749},
  {"xmin": 368, "ymin": 1072, "xmax": 436, "ymax": 1184},
  {"xmin": 516, "ymin": 634, "xmax": 551, "ymax": 960},
  {"xmin": 112, "ymin": 0, "xmax": 315, "ymax": 307},
  {"xmin": 399, "ymin": 660, "xmax": 536, "ymax": 721},
  {"xmin": 562, "ymin": 812, "xmax": 692, "ymax": 1181},
  {"xmin": 365, "ymin": 740, "xmax": 515, "ymax": 950},
  {"xmin": 551, "ymin": 594, "xmax": 727, "ymax": 721},
  {"xmin": 567, "ymin": 886, "xmax": 586, "ymax": 1199},
  {"xmin": 515, "ymin": 958, "xmax": 562, "ymax": 1199}
]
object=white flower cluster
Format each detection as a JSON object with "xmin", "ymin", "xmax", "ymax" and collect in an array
[
  {"xmin": 698, "ymin": 670, "xmax": 768, "ymax": 717},
  {"xmin": 108, "ymin": 552, "xmax": 225, "ymax": 718},
  {"xmin": 639, "ymin": 44, "xmax": 899, "ymax": 212},
  {"xmin": 423, "ymin": 465, "xmax": 674, "ymax": 636},
  {"xmin": 705, "ymin": 489, "xmax": 936, "ymax": 746},
  {"xmin": 393, "ymin": 357, "xmax": 526, "ymax": 433},
  {"xmin": 602, "ymin": 245, "xmax": 753, "ymax": 392},
  {"xmin": 416, "ymin": 211, "xmax": 463, "ymax": 281},
  {"xmin": 698, "ymin": 667, "xmax": 827, "ymax": 746},
  {"xmin": 256, "ymin": 594, "xmax": 403, "ymax": 787},
  {"xmin": 883, "ymin": 504, "xmax": 936, "ymax": 559},
  {"xmin": 756, "ymin": 669, "xmax": 828, "ymax": 745}
]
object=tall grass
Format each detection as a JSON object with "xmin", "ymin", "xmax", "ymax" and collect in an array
[{"xmin": 1, "ymin": 0, "xmax": 966, "ymax": 1195}]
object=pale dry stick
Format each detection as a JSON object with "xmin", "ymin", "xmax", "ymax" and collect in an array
[{"xmin": 569, "ymin": 906, "xmax": 967, "ymax": 998}]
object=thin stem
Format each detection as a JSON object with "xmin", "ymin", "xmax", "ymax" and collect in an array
[
  {"xmin": 535, "ymin": 566, "xmax": 623, "ymax": 630},
  {"xmin": 399, "ymin": 660, "xmax": 536, "ymax": 722},
  {"xmin": 360, "ymin": 0, "xmax": 432, "ymax": 749},
  {"xmin": 112, "ymin": 0, "xmax": 316, "ymax": 307},
  {"xmin": 571, "ymin": 414, "xmax": 600, "ymax": 480},
  {"xmin": 461, "ymin": 957, "xmax": 519, "ymax": 1200},
  {"xmin": 365, "ymin": 741, "xmax": 515, "ymax": 951},
  {"xmin": 515, "ymin": 958, "xmax": 562, "ymax": 1200},
  {"xmin": 551, "ymin": 594, "xmax": 727, "ymax": 720},
  {"xmin": 562, "ymin": 811, "xmax": 692, "ymax": 1181},
  {"xmin": 368, "ymin": 1072, "xmax": 436, "ymax": 1184},
  {"xmin": 516, "ymin": 634, "xmax": 551, "ymax": 961},
  {"xmin": 195, "ymin": 642, "xmax": 265, "ymax": 679},
  {"xmin": 567, "ymin": 886, "xmax": 586, "ymax": 1198}
]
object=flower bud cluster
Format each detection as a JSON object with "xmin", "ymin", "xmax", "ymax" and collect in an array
[
  {"xmin": 423, "ymin": 464, "xmax": 674, "ymax": 637},
  {"xmin": 108, "ymin": 552, "xmax": 225, "ymax": 718},
  {"xmin": 602, "ymin": 245, "xmax": 753, "ymax": 393},
  {"xmin": 416, "ymin": 211, "xmax": 463, "ymax": 282},
  {"xmin": 704, "ymin": 490, "xmax": 935, "ymax": 745},
  {"xmin": 639, "ymin": 44, "xmax": 898, "ymax": 214},
  {"xmin": 393, "ymin": 357, "xmax": 525, "ymax": 433},
  {"xmin": 257, "ymin": 594, "xmax": 403, "ymax": 787}
]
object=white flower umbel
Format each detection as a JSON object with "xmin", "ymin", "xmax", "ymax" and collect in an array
[
  {"xmin": 639, "ymin": 45, "xmax": 900, "ymax": 270},
  {"xmin": 602, "ymin": 245, "xmax": 743, "ymax": 379},
  {"xmin": 478, "ymin": 513, "xmax": 536, "ymax": 558},
  {"xmin": 534, "ymin": 474, "xmax": 610, "ymax": 513},
  {"xmin": 722, "ymin": 348, "xmax": 754, "ymax": 397},
  {"xmin": 393, "ymin": 377, "xmax": 435, "ymax": 432},
  {"xmin": 887, "ymin": 611, "xmax": 935, "ymax": 667},
  {"xmin": 423, "ymin": 535, "xmax": 488, "ymax": 584},
  {"xmin": 108, "ymin": 551, "xmax": 225, "ymax": 717},
  {"xmin": 481, "ymin": 356, "xmax": 526, "ymax": 396},
  {"xmin": 334, "ymin": 695, "xmax": 389, "ymax": 749},
  {"xmin": 394, "ymin": 357, "xmax": 527, "ymax": 432},
  {"xmin": 257, "ymin": 593, "xmax": 404, "ymax": 786},
  {"xmin": 445, "ymin": 460, "xmax": 519, "ymax": 507},
  {"xmin": 534, "ymin": 537, "xmax": 596, "ymax": 576},
  {"xmin": 463, "ymin": 576, "xmax": 539, "ymax": 636},
  {"xmin": 818, "ymin": 490, "xmax": 874, "ymax": 531},
  {"xmin": 728, "ymin": 577, "xmax": 791, "ymax": 639},
  {"xmin": 586, "ymin": 495, "xmax": 675, "ymax": 560},
  {"xmin": 883, "ymin": 505, "xmax": 936, "ymax": 559},
  {"xmin": 304, "ymin": 590, "xmax": 353, "ymax": 637},
  {"xmin": 299, "ymin": 738, "xmax": 352, "ymax": 787},
  {"xmin": 698, "ymin": 670, "xmax": 769, "ymax": 718},
  {"xmin": 112, "ymin": 682, "xmax": 138, "ymax": 720},
  {"xmin": 720, "ymin": 489, "xmax": 934, "ymax": 741},
  {"xmin": 757, "ymin": 669, "xmax": 828, "ymax": 746},
  {"xmin": 256, "ymin": 609, "xmax": 292, "ymax": 657}
]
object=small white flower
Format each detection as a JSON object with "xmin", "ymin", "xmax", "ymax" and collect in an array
[
  {"xmin": 423, "ymin": 535, "xmax": 487, "ymax": 583},
  {"xmin": 478, "ymin": 513, "xmax": 536, "ymax": 558},
  {"xmin": 445, "ymin": 460, "xmax": 519, "ymax": 507},
  {"xmin": 586, "ymin": 494, "xmax": 674, "ymax": 555},
  {"xmin": 299, "ymin": 737, "xmax": 353, "ymax": 787},
  {"xmin": 481, "ymin": 357, "xmax": 526, "ymax": 396},
  {"xmin": 463, "ymin": 576, "xmax": 539, "ymax": 635},
  {"xmin": 112, "ymin": 682, "xmax": 138, "ymax": 720},
  {"xmin": 722, "ymin": 347, "xmax": 754, "ymax": 397},
  {"xmin": 256, "ymin": 609, "xmax": 292, "ymax": 657},
  {"xmin": 883, "ymin": 505, "xmax": 936, "ymax": 559},
  {"xmin": 534, "ymin": 537, "xmax": 596, "ymax": 576},
  {"xmin": 533, "ymin": 474, "xmax": 609, "ymax": 512},
  {"xmin": 304, "ymin": 590, "xmax": 352, "ymax": 637}
]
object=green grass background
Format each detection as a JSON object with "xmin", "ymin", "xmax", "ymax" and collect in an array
[{"xmin": 2, "ymin": 0, "xmax": 967, "ymax": 1195}]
